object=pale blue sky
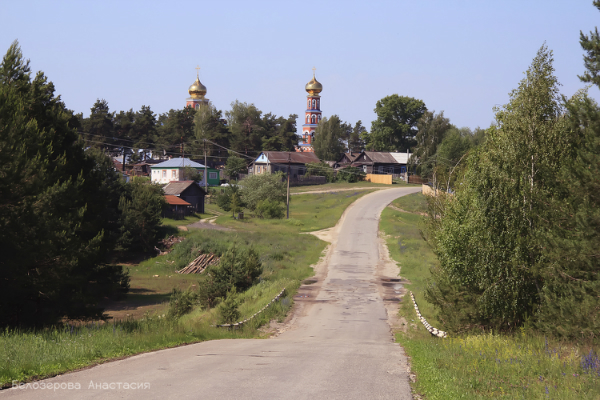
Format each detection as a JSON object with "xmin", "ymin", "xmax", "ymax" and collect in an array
[{"xmin": 2, "ymin": 0, "xmax": 598, "ymax": 133}]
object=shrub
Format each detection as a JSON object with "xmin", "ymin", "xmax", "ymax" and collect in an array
[
  {"xmin": 255, "ymin": 199, "xmax": 285, "ymax": 219},
  {"xmin": 217, "ymin": 287, "xmax": 240, "ymax": 324},
  {"xmin": 167, "ymin": 288, "xmax": 200, "ymax": 319},
  {"xmin": 198, "ymin": 244, "xmax": 263, "ymax": 307},
  {"xmin": 337, "ymin": 166, "xmax": 365, "ymax": 182},
  {"xmin": 239, "ymin": 172, "xmax": 286, "ymax": 211}
]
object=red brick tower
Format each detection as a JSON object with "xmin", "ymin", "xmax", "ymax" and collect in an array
[{"xmin": 298, "ymin": 67, "xmax": 323, "ymax": 152}]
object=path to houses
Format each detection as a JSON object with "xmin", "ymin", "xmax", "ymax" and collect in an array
[
  {"xmin": 3, "ymin": 187, "xmax": 420, "ymax": 400},
  {"xmin": 291, "ymin": 186, "xmax": 387, "ymax": 195}
]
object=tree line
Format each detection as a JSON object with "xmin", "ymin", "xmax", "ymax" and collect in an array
[
  {"xmin": 422, "ymin": 2, "xmax": 600, "ymax": 341},
  {"xmin": 79, "ymin": 98, "xmax": 299, "ymax": 163}
]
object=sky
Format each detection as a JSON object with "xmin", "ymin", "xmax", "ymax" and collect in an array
[{"xmin": 2, "ymin": 0, "xmax": 599, "ymax": 134}]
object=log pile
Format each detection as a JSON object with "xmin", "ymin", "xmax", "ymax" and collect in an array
[
  {"xmin": 155, "ymin": 235, "xmax": 185, "ymax": 255},
  {"xmin": 176, "ymin": 253, "xmax": 220, "ymax": 274}
]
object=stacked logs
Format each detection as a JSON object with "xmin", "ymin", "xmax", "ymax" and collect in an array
[
  {"xmin": 410, "ymin": 291, "xmax": 447, "ymax": 338},
  {"xmin": 176, "ymin": 253, "xmax": 220, "ymax": 274}
]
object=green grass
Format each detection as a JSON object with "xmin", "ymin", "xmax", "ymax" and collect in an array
[
  {"xmin": 1, "ymin": 190, "xmax": 366, "ymax": 387},
  {"xmin": 380, "ymin": 192, "xmax": 600, "ymax": 399},
  {"xmin": 290, "ymin": 180, "xmax": 416, "ymax": 193},
  {"xmin": 216, "ymin": 189, "xmax": 376, "ymax": 232},
  {"xmin": 160, "ymin": 212, "xmax": 214, "ymax": 227}
]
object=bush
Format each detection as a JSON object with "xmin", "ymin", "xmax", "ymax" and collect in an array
[
  {"xmin": 198, "ymin": 244, "xmax": 263, "ymax": 307},
  {"xmin": 167, "ymin": 288, "xmax": 200, "ymax": 319},
  {"xmin": 215, "ymin": 184, "xmax": 244, "ymax": 215},
  {"xmin": 337, "ymin": 166, "xmax": 365, "ymax": 182},
  {"xmin": 217, "ymin": 287, "xmax": 240, "ymax": 324},
  {"xmin": 239, "ymin": 172, "xmax": 286, "ymax": 211},
  {"xmin": 255, "ymin": 199, "xmax": 285, "ymax": 219},
  {"xmin": 306, "ymin": 162, "xmax": 336, "ymax": 182}
]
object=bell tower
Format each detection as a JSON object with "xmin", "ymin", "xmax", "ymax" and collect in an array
[{"xmin": 299, "ymin": 67, "xmax": 323, "ymax": 152}]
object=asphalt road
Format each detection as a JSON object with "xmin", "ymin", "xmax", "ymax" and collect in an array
[{"xmin": 4, "ymin": 187, "xmax": 421, "ymax": 400}]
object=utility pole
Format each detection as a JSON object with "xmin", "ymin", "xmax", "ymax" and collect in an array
[
  {"xmin": 286, "ymin": 152, "xmax": 291, "ymax": 219},
  {"xmin": 204, "ymin": 139, "xmax": 208, "ymax": 193}
]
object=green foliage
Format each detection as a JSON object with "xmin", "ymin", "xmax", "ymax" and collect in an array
[
  {"xmin": 218, "ymin": 287, "xmax": 241, "ymax": 324},
  {"xmin": 348, "ymin": 120, "xmax": 367, "ymax": 153},
  {"xmin": 199, "ymin": 244, "xmax": 263, "ymax": 308},
  {"xmin": 255, "ymin": 199, "xmax": 285, "ymax": 219},
  {"xmin": 411, "ymin": 110, "xmax": 451, "ymax": 177},
  {"xmin": 215, "ymin": 184, "xmax": 244, "ymax": 215},
  {"xmin": 313, "ymin": 115, "xmax": 350, "ymax": 161},
  {"xmin": 239, "ymin": 172, "xmax": 286, "ymax": 211},
  {"xmin": 367, "ymin": 94, "xmax": 427, "ymax": 151},
  {"xmin": 118, "ymin": 182, "xmax": 166, "ymax": 252},
  {"xmin": 0, "ymin": 41, "xmax": 129, "ymax": 328},
  {"xmin": 167, "ymin": 288, "xmax": 200, "ymax": 319},
  {"xmin": 337, "ymin": 166, "xmax": 364, "ymax": 183},
  {"xmin": 225, "ymin": 100, "xmax": 298, "ymax": 154},
  {"xmin": 224, "ymin": 153, "xmax": 247, "ymax": 181},
  {"xmin": 424, "ymin": 45, "xmax": 576, "ymax": 334},
  {"xmin": 305, "ymin": 161, "xmax": 336, "ymax": 182},
  {"xmin": 579, "ymin": 1, "xmax": 600, "ymax": 87},
  {"xmin": 181, "ymin": 166, "xmax": 201, "ymax": 182}
]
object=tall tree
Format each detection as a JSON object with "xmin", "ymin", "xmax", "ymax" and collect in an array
[
  {"xmin": 194, "ymin": 102, "xmax": 230, "ymax": 163},
  {"xmin": 0, "ymin": 41, "xmax": 128, "ymax": 328},
  {"xmin": 411, "ymin": 110, "xmax": 451, "ymax": 177},
  {"xmin": 226, "ymin": 100, "xmax": 263, "ymax": 155},
  {"xmin": 579, "ymin": 0, "xmax": 600, "ymax": 86},
  {"xmin": 82, "ymin": 99, "xmax": 114, "ymax": 148},
  {"xmin": 348, "ymin": 120, "xmax": 366, "ymax": 153},
  {"xmin": 130, "ymin": 105, "xmax": 157, "ymax": 159},
  {"xmin": 313, "ymin": 115, "xmax": 350, "ymax": 161},
  {"xmin": 425, "ymin": 45, "xmax": 570, "ymax": 333},
  {"xmin": 155, "ymin": 107, "xmax": 196, "ymax": 156},
  {"xmin": 368, "ymin": 95, "xmax": 426, "ymax": 152}
]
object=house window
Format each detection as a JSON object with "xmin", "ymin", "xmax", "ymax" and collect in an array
[
  {"xmin": 209, "ymin": 172, "xmax": 217, "ymax": 180},
  {"xmin": 171, "ymin": 170, "xmax": 177, "ymax": 178},
  {"xmin": 162, "ymin": 170, "xmax": 166, "ymax": 178},
  {"xmin": 378, "ymin": 166, "xmax": 384, "ymax": 173}
]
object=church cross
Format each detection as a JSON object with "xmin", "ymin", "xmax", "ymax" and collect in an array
[{"xmin": 195, "ymin": 65, "xmax": 201, "ymax": 77}]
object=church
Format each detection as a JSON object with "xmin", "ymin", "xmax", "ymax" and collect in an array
[
  {"xmin": 184, "ymin": 66, "xmax": 323, "ymax": 153},
  {"xmin": 296, "ymin": 68, "xmax": 323, "ymax": 153}
]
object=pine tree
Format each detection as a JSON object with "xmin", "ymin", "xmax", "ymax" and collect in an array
[{"xmin": 0, "ymin": 41, "xmax": 128, "ymax": 328}]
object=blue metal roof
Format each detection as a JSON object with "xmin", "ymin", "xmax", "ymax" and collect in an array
[{"xmin": 150, "ymin": 157, "xmax": 206, "ymax": 168}]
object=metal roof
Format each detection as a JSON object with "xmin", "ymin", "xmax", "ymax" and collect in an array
[
  {"xmin": 163, "ymin": 181, "xmax": 196, "ymax": 195},
  {"xmin": 255, "ymin": 151, "xmax": 320, "ymax": 165},
  {"xmin": 151, "ymin": 157, "xmax": 206, "ymax": 168},
  {"xmin": 164, "ymin": 195, "xmax": 191, "ymax": 206},
  {"xmin": 389, "ymin": 152, "xmax": 412, "ymax": 164}
]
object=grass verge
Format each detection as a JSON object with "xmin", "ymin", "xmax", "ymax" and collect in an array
[{"xmin": 380, "ymin": 192, "xmax": 600, "ymax": 399}]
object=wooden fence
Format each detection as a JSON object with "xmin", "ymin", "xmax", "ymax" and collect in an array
[{"xmin": 365, "ymin": 174, "xmax": 392, "ymax": 185}]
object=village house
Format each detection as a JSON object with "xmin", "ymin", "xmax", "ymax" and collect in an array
[
  {"xmin": 249, "ymin": 151, "xmax": 321, "ymax": 178},
  {"xmin": 150, "ymin": 157, "xmax": 220, "ymax": 186},
  {"xmin": 339, "ymin": 151, "xmax": 412, "ymax": 175},
  {"xmin": 163, "ymin": 181, "xmax": 206, "ymax": 214}
]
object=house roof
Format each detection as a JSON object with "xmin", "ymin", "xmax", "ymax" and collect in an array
[
  {"xmin": 163, "ymin": 181, "xmax": 197, "ymax": 195},
  {"xmin": 151, "ymin": 157, "xmax": 206, "ymax": 169},
  {"xmin": 164, "ymin": 195, "xmax": 191, "ymax": 206},
  {"xmin": 363, "ymin": 151, "xmax": 398, "ymax": 164},
  {"xmin": 389, "ymin": 152, "xmax": 412, "ymax": 164},
  {"xmin": 255, "ymin": 151, "xmax": 320, "ymax": 165}
]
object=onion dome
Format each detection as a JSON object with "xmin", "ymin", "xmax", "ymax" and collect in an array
[
  {"xmin": 188, "ymin": 77, "xmax": 207, "ymax": 99},
  {"xmin": 305, "ymin": 71, "xmax": 323, "ymax": 96}
]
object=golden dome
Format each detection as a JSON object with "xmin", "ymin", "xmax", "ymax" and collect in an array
[
  {"xmin": 305, "ymin": 73, "xmax": 323, "ymax": 96},
  {"xmin": 188, "ymin": 77, "xmax": 207, "ymax": 99}
]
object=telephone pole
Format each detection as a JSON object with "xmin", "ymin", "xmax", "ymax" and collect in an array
[
  {"xmin": 204, "ymin": 139, "xmax": 208, "ymax": 193},
  {"xmin": 286, "ymin": 152, "xmax": 291, "ymax": 219}
]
